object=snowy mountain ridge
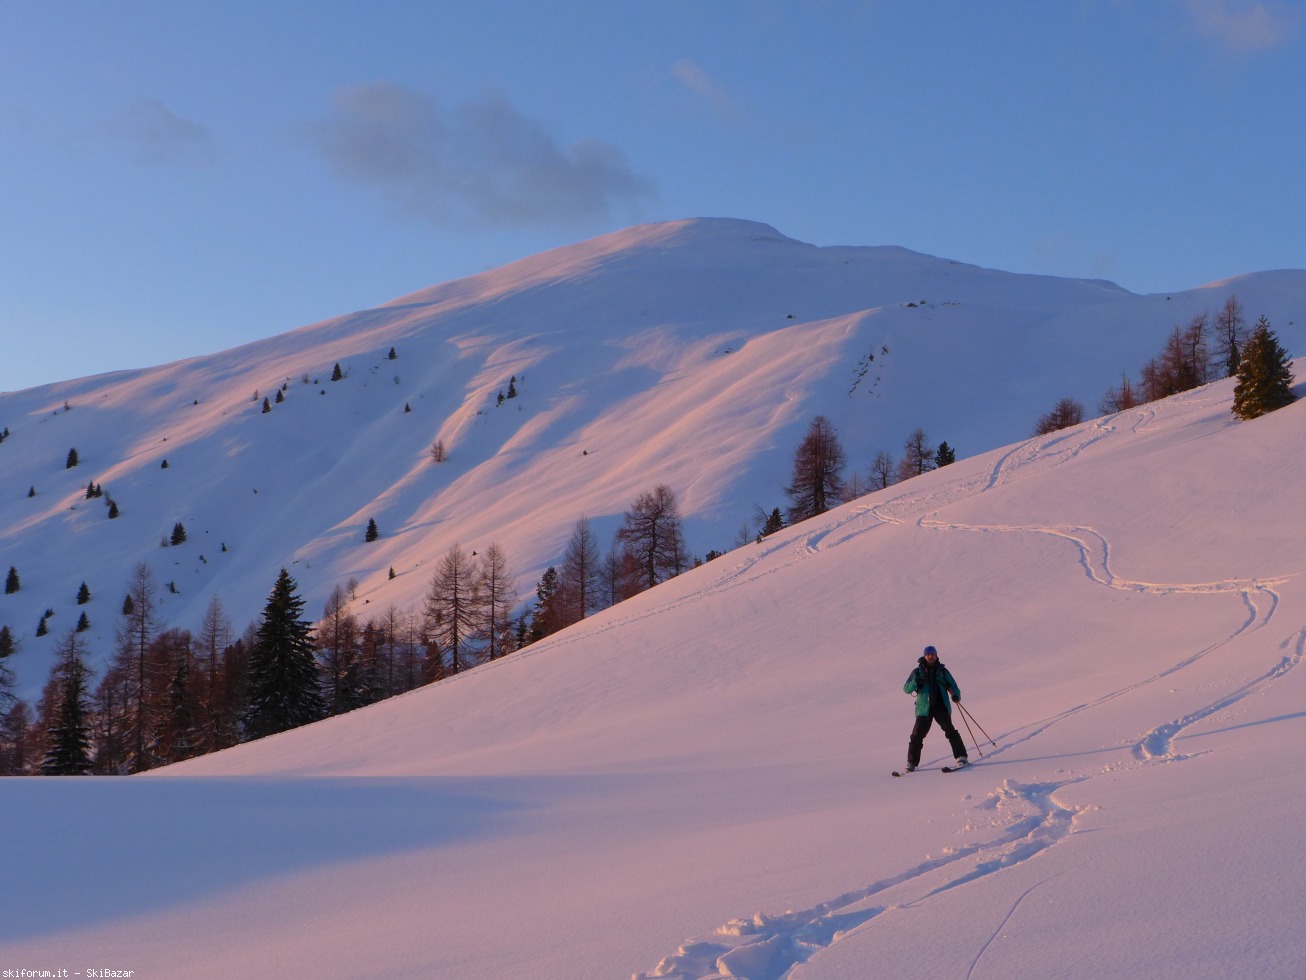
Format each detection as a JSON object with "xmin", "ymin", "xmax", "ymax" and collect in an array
[{"xmin": 1, "ymin": 217, "xmax": 1303, "ymax": 703}]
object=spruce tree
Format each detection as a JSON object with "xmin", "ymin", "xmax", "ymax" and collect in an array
[
  {"xmin": 331, "ymin": 362, "xmax": 344, "ymax": 381},
  {"xmin": 1232, "ymin": 318, "xmax": 1296, "ymax": 420},
  {"xmin": 244, "ymin": 569, "xmax": 324, "ymax": 739},
  {"xmin": 65, "ymin": 447, "xmax": 78, "ymax": 469},
  {"xmin": 40, "ymin": 631, "xmax": 94, "ymax": 775},
  {"xmin": 4, "ymin": 566, "xmax": 18, "ymax": 594},
  {"xmin": 77, "ymin": 582, "xmax": 91, "ymax": 605},
  {"xmin": 171, "ymin": 522, "xmax": 187, "ymax": 546},
  {"xmin": 365, "ymin": 518, "xmax": 379, "ymax": 542}
]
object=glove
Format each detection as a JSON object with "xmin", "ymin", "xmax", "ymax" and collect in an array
[{"xmin": 951, "ymin": 695, "xmax": 960, "ymax": 703}]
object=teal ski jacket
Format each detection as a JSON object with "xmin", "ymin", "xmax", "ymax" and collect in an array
[{"xmin": 903, "ymin": 659, "xmax": 961, "ymax": 717}]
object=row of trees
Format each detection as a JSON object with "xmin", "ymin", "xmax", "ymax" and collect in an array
[
  {"xmin": 0, "ymin": 478, "xmax": 705, "ymax": 774},
  {"xmin": 1036, "ymin": 296, "xmax": 1295, "ymax": 435},
  {"xmin": 0, "ymin": 565, "xmax": 439, "ymax": 774},
  {"xmin": 779, "ymin": 416, "xmax": 954, "ymax": 528}
]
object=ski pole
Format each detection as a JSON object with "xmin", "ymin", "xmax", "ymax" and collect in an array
[
  {"xmin": 957, "ymin": 701, "xmax": 996, "ymax": 748},
  {"xmin": 956, "ymin": 701, "xmax": 983, "ymax": 758}
]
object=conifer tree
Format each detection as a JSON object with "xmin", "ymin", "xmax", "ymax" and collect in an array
[
  {"xmin": 65, "ymin": 447, "xmax": 79, "ymax": 469},
  {"xmin": 0, "ymin": 701, "xmax": 32, "ymax": 775},
  {"xmin": 1033, "ymin": 398, "xmax": 1085, "ymax": 436},
  {"xmin": 1098, "ymin": 372, "xmax": 1140, "ymax": 414},
  {"xmin": 1232, "ymin": 318, "xmax": 1296, "ymax": 420},
  {"xmin": 934, "ymin": 441, "xmax": 957, "ymax": 467},
  {"xmin": 155, "ymin": 646, "xmax": 200, "ymax": 764},
  {"xmin": 895, "ymin": 428, "xmax": 936, "ymax": 483},
  {"xmin": 317, "ymin": 584, "xmax": 363, "ymax": 716},
  {"xmin": 477, "ymin": 542, "xmax": 517, "ymax": 660},
  {"xmin": 196, "ymin": 595, "xmax": 233, "ymax": 753},
  {"xmin": 559, "ymin": 517, "xmax": 601, "ymax": 626},
  {"xmin": 423, "ymin": 545, "xmax": 480, "ymax": 674},
  {"xmin": 331, "ymin": 362, "xmax": 344, "ymax": 381},
  {"xmin": 785, "ymin": 416, "xmax": 846, "ymax": 523},
  {"xmin": 171, "ymin": 522, "xmax": 187, "ymax": 546},
  {"xmin": 1215, "ymin": 295, "xmax": 1248, "ymax": 379},
  {"xmin": 5, "ymin": 566, "xmax": 18, "ymax": 594},
  {"xmin": 365, "ymin": 518, "xmax": 379, "ymax": 542},
  {"xmin": 615, "ymin": 484, "xmax": 688, "ymax": 593},
  {"xmin": 40, "ymin": 631, "xmax": 94, "ymax": 775},
  {"xmin": 114, "ymin": 562, "xmax": 160, "ymax": 772},
  {"xmin": 77, "ymin": 582, "xmax": 91, "ymax": 605},
  {"xmin": 529, "ymin": 566, "xmax": 562, "ymax": 642},
  {"xmin": 244, "ymin": 569, "xmax": 324, "ymax": 739},
  {"xmin": 869, "ymin": 451, "xmax": 896, "ymax": 491}
]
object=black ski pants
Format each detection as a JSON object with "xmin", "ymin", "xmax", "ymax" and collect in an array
[{"xmin": 907, "ymin": 705, "xmax": 967, "ymax": 767}]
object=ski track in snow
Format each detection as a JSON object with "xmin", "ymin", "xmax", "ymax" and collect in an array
[{"xmin": 634, "ymin": 401, "xmax": 1304, "ymax": 980}]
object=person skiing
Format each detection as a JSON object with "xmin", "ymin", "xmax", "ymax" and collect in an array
[{"xmin": 902, "ymin": 645, "xmax": 968, "ymax": 771}]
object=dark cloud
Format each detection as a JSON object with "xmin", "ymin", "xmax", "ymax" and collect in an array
[
  {"xmin": 102, "ymin": 99, "xmax": 214, "ymax": 167},
  {"xmin": 307, "ymin": 82, "xmax": 656, "ymax": 228}
]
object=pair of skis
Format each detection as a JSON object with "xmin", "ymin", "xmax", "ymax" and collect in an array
[{"xmin": 891, "ymin": 761, "xmax": 970, "ymax": 777}]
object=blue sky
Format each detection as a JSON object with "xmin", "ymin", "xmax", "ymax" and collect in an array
[{"xmin": 2, "ymin": 0, "xmax": 1303, "ymax": 393}]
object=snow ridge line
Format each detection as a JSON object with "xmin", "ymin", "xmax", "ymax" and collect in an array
[{"xmin": 632, "ymin": 779, "xmax": 1090, "ymax": 980}]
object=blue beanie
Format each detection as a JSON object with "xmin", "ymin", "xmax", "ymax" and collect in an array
[{"xmin": 923, "ymin": 645, "xmax": 938, "ymax": 656}]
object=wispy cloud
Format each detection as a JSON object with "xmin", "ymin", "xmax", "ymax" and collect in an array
[
  {"xmin": 671, "ymin": 58, "xmax": 736, "ymax": 115},
  {"xmin": 306, "ymin": 82, "xmax": 656, "ymax": 229},
  {"xmin": 102, "ymin": 99, "xmax": 214, "ymax": 167},
  {"xmin": 1180, "ymin": 0, "xmax": 1301, "ymax": 53}
]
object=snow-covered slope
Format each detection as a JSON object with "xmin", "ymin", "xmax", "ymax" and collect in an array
[
  {"xmin": 4, "ymin": 366, "xmax": 1305, "ymax": 977},
  {"xmin": 1, "ymin": 218, "xmax": 1302, "ymax": 708}
]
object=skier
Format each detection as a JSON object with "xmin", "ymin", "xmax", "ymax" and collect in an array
[{"xmin": 902, "ymin": 645, "xmax": 968, "ymax": 772}]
